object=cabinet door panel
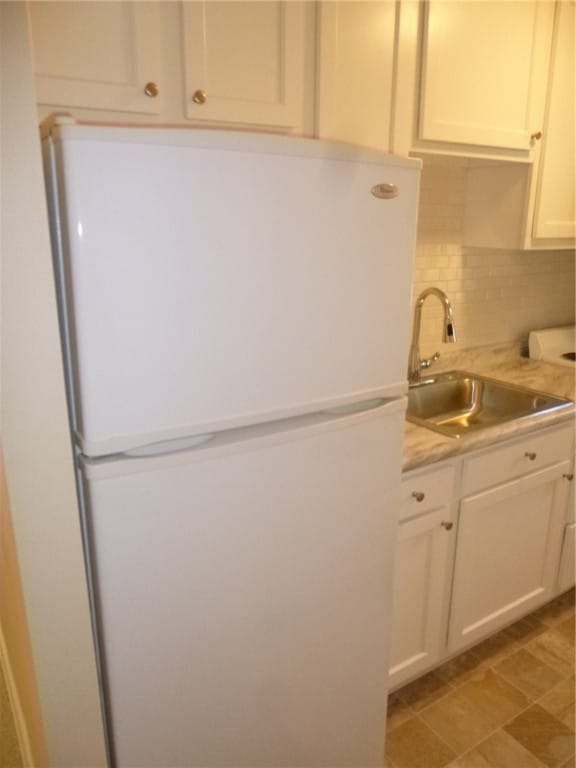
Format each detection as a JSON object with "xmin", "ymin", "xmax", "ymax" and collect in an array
[
  {"xmin": 29, "ymin": 1, "xmax": 162, "ymax": 114},
  {"xmin": 557, "ymin": 524, "xmax": 575, "ymax": 592},
  {"xmin": 419, "ymin": 1, "xmax": 552, "ymax": 150},
  {"xmin": 389, "ymin": 507, "xmax": 452, "ymax": 687},
  {"xmin": 317, "ymin": 2, "xmax": 396, "ymax": 152},
  {"xmin": 181, "ymin": 1, "xmax": 304, "ymax": 128},
  {"xmin": 533, "ymin": 0, "xmax": 576, "ymax": 240},
  {"xmin": 449, "ymin": 463, "xmax": 568, "ymax": 652}
]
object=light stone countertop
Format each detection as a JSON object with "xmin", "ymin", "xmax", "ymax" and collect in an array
[{"xmin": 403, "ymin": 343, "xmax": 576, "ymax": 472}]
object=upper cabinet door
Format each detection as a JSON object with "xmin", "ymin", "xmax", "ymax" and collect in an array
[
  {"xmin": 532, "ymin": 0, "xmax": 575, "ymax": 240},
  {"xmin": 316, "ymin": 2, "xmax": 397, "ymax": 153},
  {"xmin": 29, "ymin": 2, "xmax": 162, "ymax": 114},
  {"xmin": 181, "ymin": 1, "xmax": 304, "ymax": 129},
  {"xmin": 417, "ymin": 1, "xmax": 554, "ymax": 152}
]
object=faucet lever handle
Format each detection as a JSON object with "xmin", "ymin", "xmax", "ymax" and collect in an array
[{"xmin": 420, "ymin": 352, "xmax": 440, "ymax": 370}]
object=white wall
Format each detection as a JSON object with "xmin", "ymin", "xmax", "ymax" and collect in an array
[{"xmin": 0, "ymin": 4, "xmax": 107, "ymax": 765}]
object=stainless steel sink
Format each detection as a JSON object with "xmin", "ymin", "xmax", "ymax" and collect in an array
[{"xmin": 407, "ymin": 370, "xmax": 573, "ymax": 438}]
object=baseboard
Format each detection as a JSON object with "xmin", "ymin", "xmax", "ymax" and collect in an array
[{"xmin": 0, "ymin": 623, "xmax": 35, "ymax": 767}]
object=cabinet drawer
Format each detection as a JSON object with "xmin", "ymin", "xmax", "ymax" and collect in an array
[
  {"xmin": 400, "ymin": 465, "xmax": 454, "ymax": 521},
  {"xmin": 462, "ymin": 425, "xmax": 573, "ymax": 496}
]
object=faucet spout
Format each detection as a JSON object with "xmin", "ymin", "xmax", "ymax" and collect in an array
[{"xmin": 408, "ymin": 287, "xmax": 457, "ymax": 383}]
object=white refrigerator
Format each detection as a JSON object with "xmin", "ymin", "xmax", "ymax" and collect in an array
[{"xmin": 42, "ymin": 119, "xmax": 420, "ymax": 767}]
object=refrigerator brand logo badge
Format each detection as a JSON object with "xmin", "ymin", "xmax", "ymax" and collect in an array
[{"xmin": 371, "ymin": 184, "xmax": 399, "ymax": 199}]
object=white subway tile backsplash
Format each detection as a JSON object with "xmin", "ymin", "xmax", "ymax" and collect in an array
[{"xmin": 412, "ymin": 157, "xmax": 575, "ymax": 358}]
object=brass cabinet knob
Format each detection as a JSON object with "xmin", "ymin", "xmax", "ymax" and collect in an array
[
  {"xmin": 530, "ymin": 131, "xmax": 543, "ymax": 141},
  {"xmin": 563, "ymin": 473, "xmax": 574, "ymax": 481},
  {"xmin": 193, "ymin": 89, "xmax": 207, "ymax": 105},
  {"xmin": 441, "ymin": 521, "xmax": 454, "ymax": 531},
  {"xmin": 412, "ymin": 491, "xmax": 425, "ymax": 502},
  {"xmin": 144, "ymin": 82, "xmax": 159, "ymax": 98},
  {"xmin": 525, "ymin": 452, "xmax": 537, "ymax": 461}
]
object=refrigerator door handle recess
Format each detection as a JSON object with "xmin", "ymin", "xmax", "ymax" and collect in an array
[{"xmin": 123, "ymin": 433, "xmax": 215, "ymax": 458}]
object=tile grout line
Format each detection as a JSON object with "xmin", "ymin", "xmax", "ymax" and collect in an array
[
  {"xmin": 410, "ymin": 659, "xmax": 575, "ymax": 767},
  {"xmin": 421, "ymin": 624, "xmax": 575, "ymax": 761},
  {"xmin": 386, "ymin": 595, "xmax": 574, "ymax": 767}
]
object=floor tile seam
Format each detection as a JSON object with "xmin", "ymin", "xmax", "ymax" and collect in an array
[
  {"xmin": 385, "ymin": 693, "xmax": 416, "ymax": 729},
  {"xmin": 413, "ymin": 676, "xmax": 538, "ymax": 759},
  {"xmin": 387, "ymin": 607, "xmax": 575, "ymax": 733},
  {"xmin": 403, "ymin": 647, "xmax": 516, "ymax": 709},
  {"xmin": 387, "ymin": 603, "xmax": 575, "ymax": 763},
  {"xmin": 533, "ymin": 673, "xmax": 576, "ymax": 715},
  {"xmin": 488, "ymin": 666, "xmax": 575, "ymax": 727},
  {"xmin": 383, "ymin": 748, "xmax": 400, "ymax": 768},
  {"xmin": 522, "ymin": 639, "xmax": 576, "ymax": 680},
  {"xmin": 445, "ymin": 650, "xmax": 519, "ymax": 688},
  {"xmin": 500, "ymin": 704, "xmax": 576, "ymax": 766},
  {"xmin": 442, "ymin": 725, "xmax": 550, "ymax": 768},
  {"xmin": 493, "ymin": 646, "xmax": 570, "ymax": 698},
  {"xmin": 413, "ymin": 662, "xmax": 522, "ymax": 719},
  {"xmin": 390, "ymin": 649, "xmax": 573, "ymax": 731},
  {"xmin": 399, "ymin": 682, "xmax": 457, "ymax": 718},
  {"xmin": 391, "ymin": 711, "xmax": 459, "ymax": 767},
  {"xmin": 440, "ymin": 695, "xmax": 574, "ymax": 768},
  {"xmin": 392, "ymin": 676, "xmax": 458, "ymax": 718},
  {"xmin": 422, "ymin": 714, "xmax": 506, "ymax": 765},
  {"xmin": 533, "ymin": 607, "xmax": 576, "ymax": 631},
  {"xmin": 417, "ymin": 667, "xmax": 570, "ymax": 761}
]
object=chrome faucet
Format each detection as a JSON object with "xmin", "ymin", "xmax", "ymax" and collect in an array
[{"xmin": 408, "ymin": 287, "xmax": 457, "ymax": 383}]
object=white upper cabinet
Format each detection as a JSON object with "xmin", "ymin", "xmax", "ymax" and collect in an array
[
  {"xmin": 316, "ymin": 2, "xmax": 397, "ymax": 153},
  {"xmin": 420, "ymin": 1, "xmax": 552, "ymax": 151},
  {"xmin": 531, "ymin": 0, "xmax": 575, "ymax": 241},
  {"xmin": 181, "ymin": 1, "xmax": 305, "ymax": 129},
  {"xmin": 463, "ymin": 1, "xmax": 575, "ymax": 250},
  {"xmin": 29, "ymin": 1, "xmax": 163, "ymax": 115},
  {"xmin": 394, "ymin": 0, "xmax": 555, "ymax": 160},
  {"xmin": 29, "ymin": 2, "xmax": 310, "ymax": 131}
]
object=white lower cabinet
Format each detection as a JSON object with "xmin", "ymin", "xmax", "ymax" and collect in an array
[
  {"xmin": 558, "ymin": 523, "xmax": 576, "ymax": 593},
  {"xmin": 392, "ymin": 422, "xmax": 574, "ymax": 687},
  {"xmin": 558, "ymin": 457, "xmax": 575, "ymax": 592},
  {"xmin": 389, "ymin": 465, "xmax": 455, "ymax": 689},
  {"xmin": 448, "ymin": 460, "xmax": 570, "ymax": 653}
]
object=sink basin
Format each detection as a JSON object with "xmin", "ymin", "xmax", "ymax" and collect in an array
[{"xmin": 407, "ymin": 370, "xmax": 573, "ymax": 438}]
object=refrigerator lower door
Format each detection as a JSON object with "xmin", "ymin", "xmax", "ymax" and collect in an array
[{"xmin": 82, "ymin": 400, "xmax": 404, "ymax": 767}]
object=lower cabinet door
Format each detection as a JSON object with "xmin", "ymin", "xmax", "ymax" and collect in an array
[
  {"xmin": 448, "ymin": 462, "xmax": 569, "ymax": 652},
  {"xmin": 389, "ymin": 507, "xmax": 454, "ymax": 688},
  {"xmin": 558, "ymin": 523, "xmax": 576, "ymax": 592},
  {"xmin": 557, "ymin": 459, "xmax": 575, "ymax": 592}
]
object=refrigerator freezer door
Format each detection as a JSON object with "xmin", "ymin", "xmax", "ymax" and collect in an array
[
  {"xmin": 82, "ymin": 401, "xmax": 404, "ymax": 767},
  {"xmin": 46, "ymin": 127, "xmax": 420, "ymax": 455}
]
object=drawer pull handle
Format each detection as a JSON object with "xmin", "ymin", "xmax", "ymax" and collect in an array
[
  {"xmin": 525, "ymin": 452, "xmax": 537, "ymax": 461},
  {"xmin": 412, "ymin": 491, "xmax": 425, "ymax": 502},
  {"xmin": 441, "ymin": 521, "xmax": 453, "ymax": 531},
  {"xmin": 563, "ymin": 473, "xmax": 574, "ymax": 481}
]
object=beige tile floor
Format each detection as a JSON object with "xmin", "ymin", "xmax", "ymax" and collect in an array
[
  {"xmin": 386, "ymin": 588, "xmax": 575, "ymax": 768},
  {"xmin": 0, "ymin": 661, "xmax": 23, "ymax": 768},
  {"xmin": 2, "ymin": 591, "xmax": 572, "ymax": 768}
]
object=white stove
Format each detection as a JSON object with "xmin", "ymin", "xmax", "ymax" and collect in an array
[{"xmin": 529, "ymin": 325, "xmax": 576, "ymax": 368}]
